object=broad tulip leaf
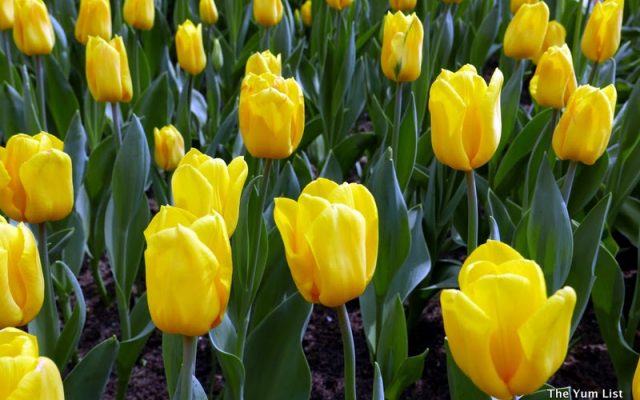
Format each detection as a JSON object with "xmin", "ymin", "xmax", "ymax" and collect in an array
[
  {"xmin": 494, "ymin": 61, "xmax": 524, "ymax": 164},
  {"xmin": 44, "ymin": 56, "xmax": 79, "ymax": 137},
  {"xmin": 568, "ymin": 152, "xmax": 609, "ymax": 215},
  {"xmin": 20, "ymin": 65, "xmax": 41, "ymax": 134},
  {"xmin": 209, "ymin": 317, "xmax": 245, "ymax": 400},
  {"xmin": 84, "ymin": 135, "xmax": 116, "ymax": 202},
  {"xmin": 320, "ymin": 150, "xmax": 344, "ymax": 182},
  {"xmin": 487, "ymin": 190, "xmax": 515, "ymax": 244},
  {"xmin": 385, "ymin": 350, "xmax": 428, "ymax": 400},
  {"xmin": 0, "ymin": 83, "xmax": 25, "ymax": 140},
  {"xmin": 397, "ymin": 93, "xmax": 418, "ymax": 191},
  {"xmin": 373, "ymin": 362, "xmax": 384, "ymax": 400},
  {"xmin": 470, "ymin": 9, "xmax": 501, "ymax": 69},
  {"xmin": 64, "ymin": 112, "xmax": 88, "ymax": 201},
  {"xmin": 133, "ymin": 73, "xmax": 173, "ymax": 149},
  {"xmin": 377, "ymin": 296, "xmax": 408, "ymax": 385},
  {"xmin": 333, "ymin": 132, "xmax": 376, "ymax": 176},
  {"xmin": 63, "ymin": 336, "xmax": 119, "ymax": 400},
  {"xmin": 162, "ymin": 334, "xmax": 182, "ymax": 398}
]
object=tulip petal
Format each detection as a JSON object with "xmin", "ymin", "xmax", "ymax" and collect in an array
[
  {"xmin": 461, "ymin": 240, "xmax": 523, "ymax": 271},
  {"xmin": 0, "ymin": 355, "xmax": 39, "ymax": 398},
  {"xmin": 7, "ymin": 357, "xmax": 64, "ymax": 400},
  {"xmin": 223, "ymin": 157, "xmax": 248, "ymax": 236},
  {"xmin": 474, "ymin": 68, "xmax": 503, "ymax": 168},
  {"xmin": 172, "ymin": 164, "xmax": 214, "ymax": 217},
  {"xmin": 0, "ymin": 248, "xmax": 23, "ymax": 328},
  {"xmin": 302, "ymin": 178, "xmax": 339, "ymax": 199},
  {"xmin": 0, "ymin": 327, "xmax": 39, "ymax": 356},
  {"xmin": 143, "ymin": 205, "xmax": 196, "ymax": 239}
]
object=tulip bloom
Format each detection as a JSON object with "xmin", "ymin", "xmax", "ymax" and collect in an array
[
  {"xmin": 0, "ymin": 217, "xmax": 43, "ymax": 328},
  {"xmin": 176, "ymin": 20, "xmax": 207, "ymax": 76},
  {"xmin": 144, "ymin": 206, "xmax": 232, "ymax": 336},
  {"xmin": 381, "ymin": 11, "xmax": 423, "ymax": 82},
  {"xmin": 0, "ymin": 0, "xmax": 14, "ymax": 30},
  {"xmin": 274, "ymin": 178, "xmax": 378, "ymax": 307},
  {"xmin": 301, "ymin": 0, "xmax": 312, "ymax": 27},
  {"xmin": 441, "ymin": 240, "xmax": 576, "ymax": 399},
  {"xmin": 86, "ymin": 36, "xmax": 133, "ymax": 103},
  {"xmin": 390, "ymin": 0, "xmax": 416, "ymax": 11},
  {"xmin": 429, "ymin": 64, "xmax": 504, "ymax": 171},
  {"xmin": 552, "ymin": 84, "xmax": 617, "ymax": 165},
  {"xmin": 503, "ymin": 2, "xmax": 549, "ymax": 60},
  {"xmin": 510, "ymin": 0, "xmax": 537, "ymax": 14},
  {"xmin": 200, "ymin": 0, "xmax": 218, "ymax": 25},
  {"xmin": 123, "ymin": 0, "xmax": 154, "ymax": 30},
  {"xmin": 172, "ymin": 149, "xmax": 248, "ymax": 236},
  {"xmin": 154, "ymin": 125, "xmax": 185, "ymax": 172},
  {"xmin": 530, "ymin": 44, "xmax": 577, "ymax": 109},
  {"xmin": 532, "ymin": 20, "xmax": 566, "ymax": 63},
  {"xmin": 326, "ymin": 0, "xmax": 353, "ymax": 10},
  {"xmin": 0, "ymin": 328, "xmax": 64, "ymax": 399},
  {"xmin": 245, "ymin": 50, "xmax": 282, "ymax": 76},
  {"xmin": 13, "ymin": 0, "xmax": 55, "ymax": 56},
  {"xmin": 581, "ymin": 0, "xmax": 624, "ymax": 62},
  {"xmin": 75, "ymin": 0, "xmax": 112, "ymax": 44},
  {"xmin": 0, "ymin": 132, "xmax": 74, "ymax": 223},
  {"xmin": 239, "ymin": 72, "xmax": 305, "ymax": 159},
  {"xmin": 253, "ymin": 0, "xmax": 283, "ymax": 27}
]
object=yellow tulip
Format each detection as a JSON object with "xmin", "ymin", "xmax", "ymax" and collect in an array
[
  {"xmin": 0, "ymin": 217, "xmax": 42, "ymax": 328},
  {"xmin": 176, "ymin": 20, "xmax": 207, "ymax": 76},
  {"xmin": 239, "ymin": 72, "xmax": 305, "ymax": 159},
  {"xmin": 274, "ymin": 178, "xmax": 378, "ymax": 307},
  {"xmin": 503, "ymin": 2, "xmax": 549, "ymax": 60},
  {"xmin": 510, "ymin": 0, "xmax": 537, "ymax": 14},
  {"xmin": 144, "ymin": 206, "xmax": 232, "ymax": 336},
  {"xmin": 390, "ymin": 0, "xmax": 416, "ymax": 11},
  {"xmin": 634, "ymin": 358, "xmax": 640, "ymax": 400},
  {"xmin": 552, "ymin": 84, "xmax": 617, "ymax": 165},
  {"xmin": 326, "ymin": 0, "xmax": 353, "ymax": 10},
  {"xmin": 381, "ymin": 11, "xmax": 423, "ymax": 82},
  {"xmin": 301, "ymin": 0, "xmax": 312, "ymax": 26},
  {"xmin": 86, "ymin": 36, "xmax": 133, "ymax": 103},
  {"xmin": 0, "ymin": 0, "xmax": 14, "ymax": 31},
  {"xmin": 123, "ymin": 0, "xmax": 154, "ymax": 30},
  {"xmin": 429, "ymin": 64, "xmax": 504, "ymax": 171},
  {"xmin": 441, "ymin": 240, "xmax": 576, "ymax": 400},
  {"xmin": 172, "ymin": 149, "xmax": 248, "ymax": 236},
  {"xmin": 200, "ymin": 0, "xmax": 218, "ymax": 25},
  {"xmin": 532, "ymin": 20, "xmax": 566, "ymax": 63},
  {"xmin": 253, "ymin": 0, "xmax": 283, "ymax": 27},
  {"xmin": 154, "ymin": 125, "xmax": 185, "ymax": 172},
  {"xmin": 13, "ymin": 0, "xmax": 54, "ymax": 56},
  {"xmin": 0, "ymin": 132, "xmax": 74, "ymax": 223},
  {"xmin": 75, "ymin": 0, "xmax": 112, "ymax": 44},
  {"xmin": 581, "ymin": 0, "xmax": 624, "ymax": 62},
  {"xmin": 0, "ymin": 328, "xmax": 64, "ymax": 399},
  {"xmin": 530, "ymin": 44, "xmax": 577, "ymax": 109},
  {"xmin": 245, "ymin": 50, "xmax": 282, "ymax": 76}
]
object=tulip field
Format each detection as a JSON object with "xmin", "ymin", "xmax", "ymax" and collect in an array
[{"xmin": 1, "ymin": 0, "xmax": 640, "ymax": 399}]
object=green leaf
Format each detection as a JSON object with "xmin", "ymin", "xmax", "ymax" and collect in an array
[
  {"xmin": 333, "ymin": 133, "xmax": 376, "ymax": 176},
  {"xmin": 20, "ymin": 65, "xmax": 41, "ymax": 133},
  {"xmin": 209, "ymin": 317, "xmax": 245, "ymax": 400},
  {"xmin": 64, "ymin": 336, "xmax": 119, "ymax": 400},
  {"xmin": 568, "ymin": 152, "xmax": 609, "ymax": 215},
  {"xmin": 64, "ymin": 112, "xmax": 88, "ymax": 201},
  {"xmin": 0, "ymin": 83, "xmax": 25, "ymax": 139},
  {"xmin": 84, "ymin": 135, "xmax": 116, "ymax": 201},
  {"xmin": 445, "ymin": 340, "xmax": 491, "ymax": 400},
  {"xmin": 377, "ymin": 296, "xmax": 408, "ymax": 385},
  {"xmin": 487, "ymin": 190, "xmax": 515, "ymax": 244},
  {"xmin": 44, "ymin": 56, "xmax": 79, "ymax": 137},
  {"xmin": 470, "ymin": 9, "xmax": 500, "ymax": 69},
  {"xmin": 373, "ymin": 362, "xmax": 384, "ymax": 400},
  {"xmin": 385, "ymin": 350, "xmax": 428, "ymax": 400},
  {"xmin": 319, "ymin": 151, "xmax": 344, "ymax": 182},
  {"xmin": 162, "ymin": 333, "xmax": 182, "ymax": 398},
  {"xmin": 52, "ymin": 261, "xmax": 86, "ymax": 370},
  {"xmin": 133, "ymin": 73, "xmax": 172, "ymax": 149},
  {"xmin": 397, "ymin": 93, "xmax": 418, "ymax": 191},
  {"xmin": 176, "ymin": 77, "xmax": 192, "ymax": 150}
]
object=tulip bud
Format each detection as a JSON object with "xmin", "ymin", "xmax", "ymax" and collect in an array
[
  {"xmin": 245, "ymin": 50, "xmax": 281, "ymax": 76},
  {"xmin": 301, "ymin": 0, "xmax": 312, "ymax": 26},
  {"xmin": 429, "ymin": 64, "xmax": 504, "ymax": 171},
  {"xmin": 75, "ymin": 0, "xmax": 112, "ymax": 44},
  {"xmin": 154, "ymin": 125, "xmax": 185, "ymax": 172},
  {"xmin": 274, "ymin": 178, "xmax": 378, "ymax": 307},
  {"xmin": 530, "ymin": 44, "xmax": 577, "ymax": 109},
  {"xmin": 381, "ymin": 11, "xmax": 423, "ymax": 82},
  {"xmin": 144, "ymin": 206, "xmax": 232, "ymax": 336},
  {"xmin": 0, "ymin": 0, "xmax": 14, "ymax": 31},
  {"xmin": 510, "ymin": 0, "xmax": 537, "ymax": 14},
  {"xmin": 212, "ymin": 38, "xmax": 224, "ymax": 71},
  {"xmin": 176, "ymin": 20, "xmax": 207, "ymax": 76},
  {"xmin": 441, "ymin": 240, "xmax": 576, "ymax": 399},
  {"xmin": 390, "ymin": 0, "xmax": 416, "ymax": 11},
  {"xmin": 86, "ymin": 35, "xmax": 133, "ymax": 103},
  {"xmin": 326, "ymin": 0, "xmax": 353, "ymax": 10},
  {"xmin": 253, "ymin": 0, "xmax": 283, "ymax": 27},
  {"xmin": 172, "ymin": 149, "xmax": 248, "ymax": 235},
  {"xmin": 239, "ymin": 72, "xmax": 305, "ymax": 159},
  {"xmin": 0, "ymin": 132, "xmax": 74, "ymax": 223},
  {"xmin": 123, "ymin": 0, "xmax": 155, "ymax": 30},
  {"xmin": 633, "ymin": 359, "xmax": 640, "ymax": 400},
  {"xmin": 13, "ymin": 0, "xmax": 55, "ymax": 56},
  {"xmin": 532, "ymin": 20, "xmax": 566, "ymax": 63},
  {"xmin": 552, "ymin": 84, "xmax": 617, "ymax": 165},
  {"xmin": 581, "ymin": 0, "xmax": 624, "ymax": 62},
  {"xmin": 0, "ymin": 218, "xmax": 43, "ymax": 328},
  {"xmin": 503, "ymin": 1, "xmax": 549, "ymax": 60},
  {"xmin": 200, "ymin": 0, "xmax": 218, "ymax": 25},
  {"xmin": 0, "ymin": 328, "xmax": 64, "ymax": 399}
]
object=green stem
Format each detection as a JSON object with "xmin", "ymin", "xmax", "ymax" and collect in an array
[
  {"xmin": 561, "ymin": 161, "xmax": 578, "ymax": 205},
  {"xmin": 465, "ymin": 170, "xmax": 478, "ymax": 255},
  {"xmin": 571, "ymin": 0, "xmax": 587, "ymax": 66},
  {"xmin": 588, "ymin": 61, "xmax": 599, "ymax": 85},
  {"xmin": 179, "ymin": 336, "xmax": 197, "ymax": 400},
  {"xmin": 166, "ymin": 170, "xmax": 174, "ymax": 205},
  {"xmin": 392, "ymin": 82, "xmax": 403, "ymax": 163},
  {"xmin": 262, "ymin": 27, "xmax": 271, "ymax": 51},
  {"xmin": 116, "ymin": 288, "xmax": 131, "ymax": 340},
  {"xmin": 38, "ymin": 223, "xmax": 59, "ymax": 356},
  {"xmin": 90, "ymin": 256, "xmax": 110, "ymax": 306},
  {"xmin": 4, "ymin": 32, "xmax": 14, "ymax": 86},
  {"xmin": 335, "ymin": 304, "xmax": 356, "ymax": 400},
  {"xmin": 36, "ymin": 56, "xmax": 47, "ymax": 131},
  {"xmin": 111, "ymin": 102, "xmax": 122, "ymax": 149}
]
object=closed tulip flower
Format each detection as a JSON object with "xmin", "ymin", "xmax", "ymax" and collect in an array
[
  {"xmin": 154, "ymin": 125, "xmax": 185, "ymax": 172},
  {"xmin": 530, "ymin": 44, "xmax": 577, "ymax": 109},
  {"xmin": 172, "ymin": 149, "xmax": 248, "ymax": 235},
  {"xmin": 75, "ymin": 0, "xmax": 112, "ymax": 44},
  {"xmin": 581, "ymin": 0, "xmax": 624, "ymax": 62},
  {"xmin": 552, "ymin": 84, "xmax": 617, "ymax": 165},
  {"xmin": 510, "ymin": 0, "xmax": 537, "ymax": 14},
  {"xmin": 13, "ymin": 0, "xmax": 54, "ymax": 56},
  {"xmin": 200, "ymin": 0, "xmax": 218, "ymax": 25},
  {"xmin": 0, "ymin": 328, "xmax": 64, "ymax": 399},
  {"xmin": 503, "ymin": 1, "xmax": 549, "ymax": 60},
  {"xmin": 381, "ymin": 11, "xmax": 423, "ymax": 82},
  {"xmin": 123, "ymin": 0, "xmax": 154, "ymax": 30},
  {"xmin": 274, "ymin": 178, "xmax": 378, "ymax": 307},
  {"xmin": 301, "ymin": 0, "xmax": 312, "ymax": 26},
  {"xmin": 245, "ymin": 50, "xmax": 281, "ymax": 76},
  {"xmin": 144, "ymin": 206, "xmax": 232, "ymax": 336},
  {"xmin": 0, "ymin": 132, "xmax": 73, "ymax": 223},
  {"xmin": 239, "ymin": 72, "xmax": 305, "ymax": 159},
  {"xmin": 326, "ymin": 0, "xmax": 352, "ymax": 10},
  {"xmin": 86, "ymin": 36, "xmax": 133, "ymax": 103},
  {"xmin": 441, "ymin": 240, "xmax": 577, "ymax": 400},
  {"xmin": 0, "ymin": 0, "xmax": 14, "ymax": 30},
  {"xmin": 253, "ymin": 0, "xmax": 283, "ymax": 27},
  {"xmin": 429, "ymin": 64, "xmax": 504, "ymax": 171},
  {"xmin": 532, "ymin": 20, "xmax": 566, "ymax": 63},
  {"xmin": 0, "ymin": 217, "xmax": 42, "ymax": 328},
  {"xmin": 390, "ymin": 0, "xmax": 416, "ymax": 11},
  {"xmin": 176, "ymin": 20, "xmax": 206, "ymax": 76}
]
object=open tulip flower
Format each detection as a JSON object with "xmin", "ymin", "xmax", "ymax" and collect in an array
[
  {"xmin": 581, "ymin": 0, "xmax": 624, "ymax": 62},
  {"xmin": 503, "ymin": 1, "xmax": 549, "ymax": 60},
  {"xmin": 441, "ymin": 241, "xmax": 577, "ymax": 399}
]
